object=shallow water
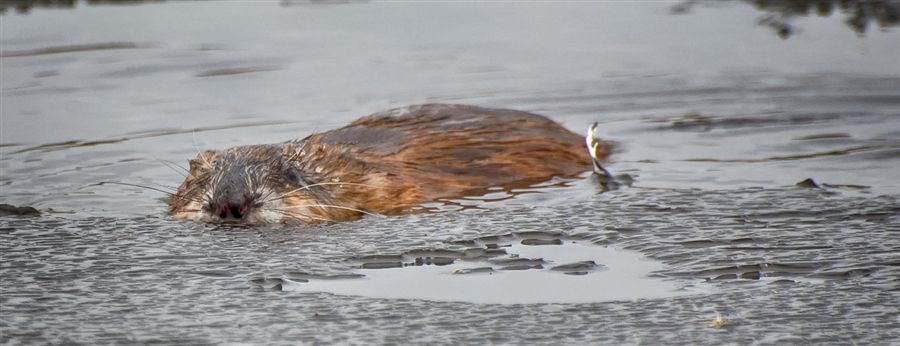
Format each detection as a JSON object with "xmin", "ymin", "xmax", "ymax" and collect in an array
[{"xmin": 2, "ymin": 1, "xmax": 899, "ymax": 345}]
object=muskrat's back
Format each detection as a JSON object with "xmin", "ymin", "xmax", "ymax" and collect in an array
[{"xmin": 168, "ymin": 104, "xmax": 613, "ymax": 225}]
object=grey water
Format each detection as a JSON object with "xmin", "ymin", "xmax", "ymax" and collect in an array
[{"xmin": 1, "ymin": 1, "xmax": 899, "ymax": 344}]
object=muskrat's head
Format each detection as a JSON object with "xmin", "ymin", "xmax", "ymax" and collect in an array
[{"xmin": 166, "ymin": 143, "xmax": 336, "ymax": 226}]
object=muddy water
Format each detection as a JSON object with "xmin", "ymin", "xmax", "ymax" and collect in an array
[{"xmin": 2, "ymin": 1, "xmax": 899, "ymax": 345}]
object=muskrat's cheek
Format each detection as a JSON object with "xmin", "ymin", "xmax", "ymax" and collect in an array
[
  {"xmin": 247, "ymin": 210, "xmax": 285, "ymax": 226},
  {"xmin": 168, "ymin": 198, "xmax": 205, "ymax": 220},
  {"xmin": 170, "ymin": 210, "xmax": 193, "ymax": 220}
]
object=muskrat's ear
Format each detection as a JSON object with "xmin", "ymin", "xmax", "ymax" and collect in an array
[
  {"xmin": 282, "ymin": 141, "xmax": 306, "ymax": 158},
  {"xmin": 188, "ymin": 150, "xmax": 218, "ymax": 171},
  {"xmin": 282, "ymin": 143, "xmax": 295, "ymax": 156}
]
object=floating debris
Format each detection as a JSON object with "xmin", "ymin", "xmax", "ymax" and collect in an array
[
  {"xmin": 795, "ymin": 178, "xmax": 821, "ymax": 189},
  {"xmin": 709, "ymin": 311, "xmax": 732, "ymax": 328},
  {"xmin": 0, "ymin": 204, "xmax": 40, "ymax": 216}
]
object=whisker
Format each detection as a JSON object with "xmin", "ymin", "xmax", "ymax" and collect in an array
[
  {"xmin": 155, "ymin": 157, "xmax": 189, "ymax": 178},
  {"xmin": 270, "ymin": 208, "xmax": 331, "ymax": 223},
  {"xmin": 175, "ymin": 193, "xmax": 206, "ymax": 205},
  {"xmin": 307, "ymin": 124, "xmax": 321, "ymax": 138},
  {"xmin": 173, "ymin": 208, "xmax": 202, "ymax": 214},
  {"xmin": 265, "ymin": 182, "xmax": 380, "ymax": 203},
  {"xmin": 181, "ymin": 181, "xmax": 209, "ymax": 196},
  {"xmin": 192, "ymin": 127, "xmax": 212, "ymax": 168},
  {"xmin": 166, "ymin": 184, "xmax": 211, "ymax": 206},
  {"xmin": 285, "ymin": 140, "xmax": 307, "ymax": 163},
  {"xmin": 282, "ymin": 203, "xmax": 385, "ymax": 218},
  {"xmin": 97, "ymin": 181, "xmax": 178, "ymax": 197}
]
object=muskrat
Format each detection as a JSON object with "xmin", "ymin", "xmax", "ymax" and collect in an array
[{"xmin": 166, "ymin": 104, "xmax": 615, "ymax": 226}]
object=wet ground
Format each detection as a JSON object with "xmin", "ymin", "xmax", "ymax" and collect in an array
[{"xmin": 2, "ymin": 1, "xmax": 899, "ymax": 345}]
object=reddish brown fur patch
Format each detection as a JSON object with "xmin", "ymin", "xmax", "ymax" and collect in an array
[
  {"xmin": 168, "ymin": 104, "xmax": 614, "ymax": 225},
  {"xmin": 305, "ymin": 104, "xmax": 602, "ymax": 213}
]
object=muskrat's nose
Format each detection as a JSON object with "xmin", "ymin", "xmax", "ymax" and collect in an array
[{"xmin": 217, "ymin": 203, "xmax": 248, "ymax": 220}]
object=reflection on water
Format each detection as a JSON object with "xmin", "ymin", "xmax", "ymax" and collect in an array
[
  {"xmin": 0, "ymin": 0, "xmax": 73, "ymax": 14},
  {"xmin": 673, "ymin": 0, "xmax": 900, "ymax": 38},
  {"xmin": 6, "ymin": 0, "xmax": 899, "ymax": 39}
]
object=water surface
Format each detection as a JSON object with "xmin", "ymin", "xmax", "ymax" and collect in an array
[{"xmin": 1, "ymin": 1, "xmax": 899, "ymax": 344}]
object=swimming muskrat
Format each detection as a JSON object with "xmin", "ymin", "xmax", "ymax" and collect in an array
[{"xmin": 166, "ymin": 104, "xmax": 615, "ymax": 225}]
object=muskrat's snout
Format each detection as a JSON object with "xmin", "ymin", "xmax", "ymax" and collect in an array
[
  {"xmin": 206, "ymin": 163, "xmax": 264, "ymax": 222},
  {"xmin": 214, "ymin": 201, "xmax": 251, "ymax": 220},
  {"xmin": 167, "ymin": 144, "xmax": 317, "ymax": 225},
  {"xmin": 208, "ymin": 182, "xmax": 258, "ymax": 221}
]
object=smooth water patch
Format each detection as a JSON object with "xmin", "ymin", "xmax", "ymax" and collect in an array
[{"xmin": 284, "ymin": 240, "xmax": 708, "ymax": 304}]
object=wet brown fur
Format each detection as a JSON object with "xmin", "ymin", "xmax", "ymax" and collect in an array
[{"xmin": 167, "ymin": 104, "xmax": 613, "ymax": 225}]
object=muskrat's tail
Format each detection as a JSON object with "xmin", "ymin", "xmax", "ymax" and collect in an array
[{"xmin": 586, "ymin": 123, "xmax": 615, "ymax": 179}]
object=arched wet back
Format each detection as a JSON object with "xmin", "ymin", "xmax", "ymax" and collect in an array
[{"xmin": 307, "ymin": 104, "xmax": 609, "ymax": 201}]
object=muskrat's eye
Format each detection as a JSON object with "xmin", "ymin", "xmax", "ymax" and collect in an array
[{"xmin": 284, "ymin": 167, "xmax": 308, "ymax": 187}]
